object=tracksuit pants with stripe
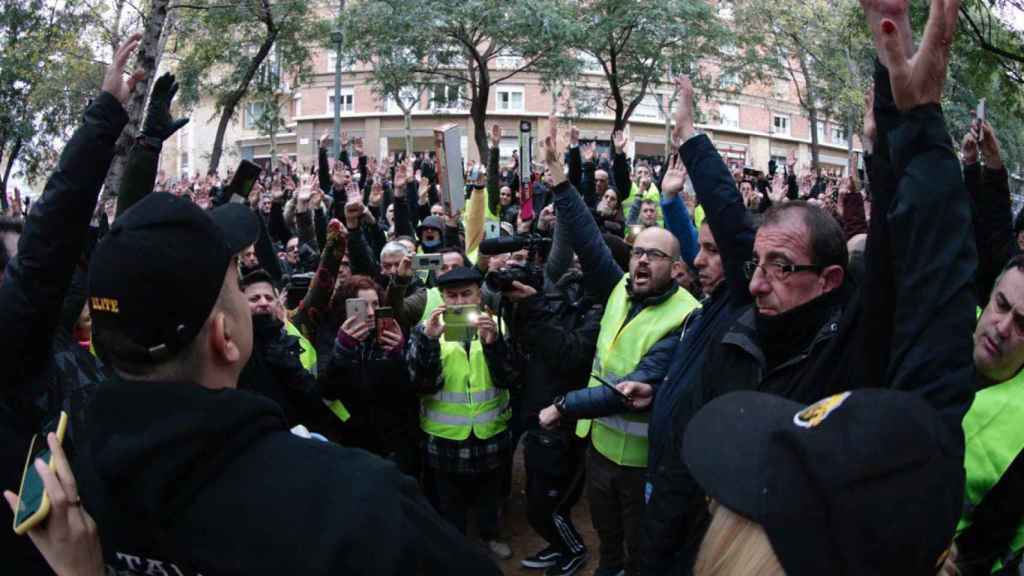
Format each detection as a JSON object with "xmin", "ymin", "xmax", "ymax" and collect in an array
[{"xmin": 524, "ymin": 429, "xmax": 587, "ymax": 556}]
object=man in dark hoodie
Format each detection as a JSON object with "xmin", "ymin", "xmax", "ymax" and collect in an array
[{"xmin": 77, "ymin": 192, "xmax": 499, "ymax": 575}]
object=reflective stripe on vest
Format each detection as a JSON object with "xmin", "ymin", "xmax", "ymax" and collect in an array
[
  {"xmin": 596, "ymin": 414, "xmax": 649, "ymax": 437},
  {"xmin": 577, "ymin": 275, "xmax": 700, "ymax": 468},
  {"xmin": 420, "ymin": 336, "xmax": 510, "ymax": 441},
  {"xmin": 423, "ymin": 399, "xmax": 510, "ymax": 426},
  {"xmin": 432, "ymin": 388, "xmax": 503, "ymax": 404},
  {"xmin": 957, "ymin": 309, "xmax": 1024, "ymax": 568}
]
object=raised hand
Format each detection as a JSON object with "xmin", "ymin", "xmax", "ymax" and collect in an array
[
  {"xmin": 476, "ymin": 313, "xmax": 498, "ymax": 345},
  {"xmin": 865, "ymin": 0, "xmax": 959, "ymax": 111},
  {"xmin": 542, "ymin": 116, "xmax": 567, "ymax": 186},
  {"xmin": 101, "ymin": 33, "xmax": 145, "ymax": 106},
  {"xmin": 661, "ymin": 154, "xmax": 687, "ymax": 199},
  {"xmin": 978, "ymin": 121, "xmax": 1003, "ymax": 170},
  {"xmin": 141, "ymin": 73, "xmax": 189, "ymax": 142},
  {"xmin": 612, "ymin": 130, "xmax": 629, "ymax": 154},
  {"xmin": 394, "ymin": 160, "xmax": 409, "ymax": 189},
  {"xmin": 569, "ymin": 126, "xmax": 580, "ymax": 147},
  {"xmin": 424, "ymin": 305, "xmax": 446, "ymax": 340},
  {"xmin": 319, "ymin": 131, "xmax": 330, "ymax": 150},
  {"xmin": 354, "ymin": 137, "xmax": 364, "ymax": 156},
  {"xmin": 581, "ymin": 141, "xmax": 596, "ymax": 163},
  {"xmin": 672, "ymin": 75, "xmax": 696, "ymax": 145}
]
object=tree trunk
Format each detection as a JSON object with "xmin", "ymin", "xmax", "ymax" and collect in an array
[
  {"xmin": 101, "ymin": 0, "xmax": 172, "ymax": 199},
  {"xmin": 1, "ymin": 138, "xmax": 22, "ymax": 199},
  {"xmin": 208, "ymin": 29, "xmax": 279, "ymax": 174},
  {"xmin": 471, "ymin": 65, "xmax": 491, "ymax": 163},
  {"xmin": 798, "ymin": 54, "xmax": 821, "ymax": 175}
]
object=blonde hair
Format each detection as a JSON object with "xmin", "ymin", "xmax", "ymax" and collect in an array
[{"xmin": 693, "ymin": 502, "xmax": 785, "ymax": 576}]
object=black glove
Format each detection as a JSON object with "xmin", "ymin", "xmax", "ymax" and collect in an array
[{"xmin": 141, "ymin": 73, "xmax": 189, "ymax": 142}]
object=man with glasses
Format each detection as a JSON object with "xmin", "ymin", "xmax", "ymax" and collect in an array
[{"xmin": 535, "ymin": 116, "xmax": 700, "ymax": 576}]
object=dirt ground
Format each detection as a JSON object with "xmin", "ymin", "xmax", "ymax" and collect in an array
[{"xmin": 495, "ymin": 444, "xmax": 603, "ymax": 575}]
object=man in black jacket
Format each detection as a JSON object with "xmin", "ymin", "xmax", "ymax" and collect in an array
[
  {"xmin": 636, "ymin": 75, "xmax": 757, "ymax": 576},
  {"xmin": 485, "ymin": 274, "xmax": 601, "ymax": 575},
  {"xmin": 78, "ymin": 192, "xmax": 498, "ymax": 575},
  {"xmin": 664, "ymin": 2, "xmax": 978, "ymax": 570}
]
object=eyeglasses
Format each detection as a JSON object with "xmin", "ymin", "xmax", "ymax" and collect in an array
[
  {"xmin": 631, "ymin": 247, "xmax": 673, "ymax": 261},
  {"xmin": 743, "ymin": 260, "xmax": 823, "ymax": 281}
]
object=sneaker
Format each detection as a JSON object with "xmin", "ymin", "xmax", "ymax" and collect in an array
[
  {"xmin": 521, "ymin": 545, "xmax": 563, "ymax": 569},
  {"xmin": 544, "ymin": 551, "xmax": 588, "ymax": 576},
  {"xmin": 487, "ymin": 539, "xmax": 513, "ymax": 560},
  {"xmin": 591, "ymin": 566, "xmax": 625, "ymax": 576}
]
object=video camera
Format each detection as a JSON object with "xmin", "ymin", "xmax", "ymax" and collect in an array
[
  {"xmin": 485, "ymin": 262, "xmax": 545, "ymax": 293},
  {"xmin": 478, "ymin": 234, "xmax": 552, "ymax": 257}
]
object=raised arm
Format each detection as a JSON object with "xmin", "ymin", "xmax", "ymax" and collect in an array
[
  {"xmin": 673, "ymin": 76, "xmax": 756, "ymax": 304},
  {"xmin": 546, "ymin": 117, "xmax": 624, "ymax": 302},
  {"xmin": 289, "ymin": 220, "xmax": 347, "ymax": 338},
  {"xmin": 116, "ymin": 73, "xmax": 189, "ymax": 217},
  {"xmin": 863, "ymin": 0, "xmax": 976, "ymax": 436},
  {"xmin": 611, "ymin": 131, "xmax": 632, "ymax": 204},
  {"xmin": 658, "ymin": 154, "xmax": 699, "ymax": 268}
]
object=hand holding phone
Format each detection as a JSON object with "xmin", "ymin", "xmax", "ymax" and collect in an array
[
  {"xmin": 4, "ymin": 413, "xmax": 103, "ymax": 576},
  {"xmin": 345, "ymin": 298, "xmax": 369, "ymax": 324},
  {"xmin": 11, "ymin": 412, "xmax": 69, "ymax": 535}
]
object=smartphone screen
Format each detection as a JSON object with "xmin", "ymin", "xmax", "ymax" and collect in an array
[
  {"xmin": 14, "ymin": 412, "xmax": 68, "ymax": 534},
  {"xmin": 484, "ymin": 221, "xmax": 501, "ymax": 240},
  {"xmin": 376, "ymin": 307, "xmax": 396, "ymax": 344},
  {"xmin": 444, "ymin": 305, "xmax": 480, "ymax": 341}
]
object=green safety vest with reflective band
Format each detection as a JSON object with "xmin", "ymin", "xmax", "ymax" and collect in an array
[
  {"xmin": 420, "ymin": 336, "xmax": 510, "ymax": 441},
  {"xmin": 419, "ymin": 287, "xmax": 444, "ymax": 324},
  {"xmin": 957, "ymin": 363, "xmax": 1024, "ymax": 569},
  {"xmin": 576, "ymin": 275, "xmax": 700, "ymax": 467}
]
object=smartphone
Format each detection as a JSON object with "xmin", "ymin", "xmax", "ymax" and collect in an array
[
  {"xmin": 412, "ymin": 253, "xmax": 443, "ymax": 272},
  {"xmin": 590, "ymin": 373, "xmax": 631, "ymax": 403},
  {"xmin": 375, "ymin": 307, "xmax": 397, "ymax": 345},
  {"xmin": 13, "ymin": 412, "xmax": 69, "ymax": 535},
  {"xmin": 444, "ymin": 304, "xmax": 481, "ymax": 342},
  {"xmin": 223, "ymin": 160, "xmax": 262, "ymax": 203},
  {"xmin": 484, "ymin": 221, "xmax": 501, "ymax": 240},
  {"xmin": 468, "ymin": 164, "xmax": 481, "ymax": 183},
  {"xmin": 345, "ymin": 298, "xmax": 369, "ymax": 323}
]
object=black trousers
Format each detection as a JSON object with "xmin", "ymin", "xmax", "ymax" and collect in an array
[
  {"xmin": 524, "ymin": 429, "xmax": 587, "ymax": 555},
  {"xmin": 433, "ymin": 465, "xmax": 504, "ymax": 540},
  {"xmin": 587, "ymin": 445, "xmax": 646, "ymax": 575}
]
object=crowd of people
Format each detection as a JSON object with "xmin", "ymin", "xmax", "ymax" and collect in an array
[{"xmin": 3, "ymin": 0, "xmax": 1024, "ymax": 574}]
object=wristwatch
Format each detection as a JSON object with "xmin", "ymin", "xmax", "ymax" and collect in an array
[{"xmin": 553, "ymin": 395, "xmax": 567, "ymax": 415}]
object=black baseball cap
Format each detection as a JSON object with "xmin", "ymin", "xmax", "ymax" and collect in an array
[
  {"xmin": 684, "ymin": 389, "xmax": 962, "ymax": 576},
  {"xmin": 436, "ymin": 266, "xmax": 483, "ymax": 288},
  {"xmin": 89, "ymin": 193, "xmax": 258, "ymax": 363}
]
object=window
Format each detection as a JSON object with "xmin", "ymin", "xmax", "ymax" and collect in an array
[
  {"xmin": 832, "ymin": 125, "xmax": 848, "ymax": 146},
  {"xmin": 180, "ymin": 151, "xmax": 190, "ymax": 175},
  {"xmin": 245, "ymin": 102, "xmax": 266, "ymax": 130},
  {"xmin": 327, "ymin": 88, "xmax": 355, "ymax": 114},
  {"xmin": 496, "ymin": 86, "xmax": 525, "ymax": 112},
  {"xmin": 718, "ymin": 104, "xmax": 739, "ymax": 128},
  {"xmin": 578, "ymin": 52, "xmax": 603, "ymax": 73},
  {"xmin": 816, "ymin": 121, "xmax": 827, "ymax": 142},
  {"xmin": 495, "ymin": 50, "xmax": 523, "ymax": 70},
  {"xmin": 386, "ymin": 87, "xmax": 421, "ymax": 113},
  {"xmin": 432, "ymin": 84, "xmax": 464, "ymax": 110},
  {"xmin": 499, "ymin": 136, "xmax": 518, "ymax": 165},
  {"xmin": 326, "ymin": 49, "xmax": 339, "ymax": 73},
  {"xmin": 720, "ymin": 71, "xmax": 741, "ymax": 88},
  {"xmin": 772, "ymin": 114, "xmax": 790, "ymax": 136}
]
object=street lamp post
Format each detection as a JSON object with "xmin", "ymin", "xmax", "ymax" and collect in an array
[{"xmin": 331, "ymin": 26, "xmax": 344, "ymax": 160}]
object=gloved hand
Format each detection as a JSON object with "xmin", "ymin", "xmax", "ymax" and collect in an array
[{"xmin": 141, "ymin": 73, "xmax": 189, "ymax": 142}]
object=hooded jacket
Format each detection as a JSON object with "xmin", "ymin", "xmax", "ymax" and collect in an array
[{"xmin": 76, "ymin": 376, "xmax": 500, "ymax": 576}]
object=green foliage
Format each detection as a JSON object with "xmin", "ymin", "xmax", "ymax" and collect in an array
[
  {"xmin": 342, "ymin": 0, "xmax": 579, "ymax": 158},
  {"xmin": 0, "ymin": 0, "xmax": 102, "ymax": 186},
  {"xmin": 567, "ymin": 0, "xmax": 731, "ymax": 129},
  {"xmin": 173, "ymin": 0, "xmax": 327, "ymax": 117}
]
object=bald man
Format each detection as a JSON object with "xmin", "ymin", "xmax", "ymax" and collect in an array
[{"xmin": 535, "ymin": 124, "xmax": 701, "ymax": 575}]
